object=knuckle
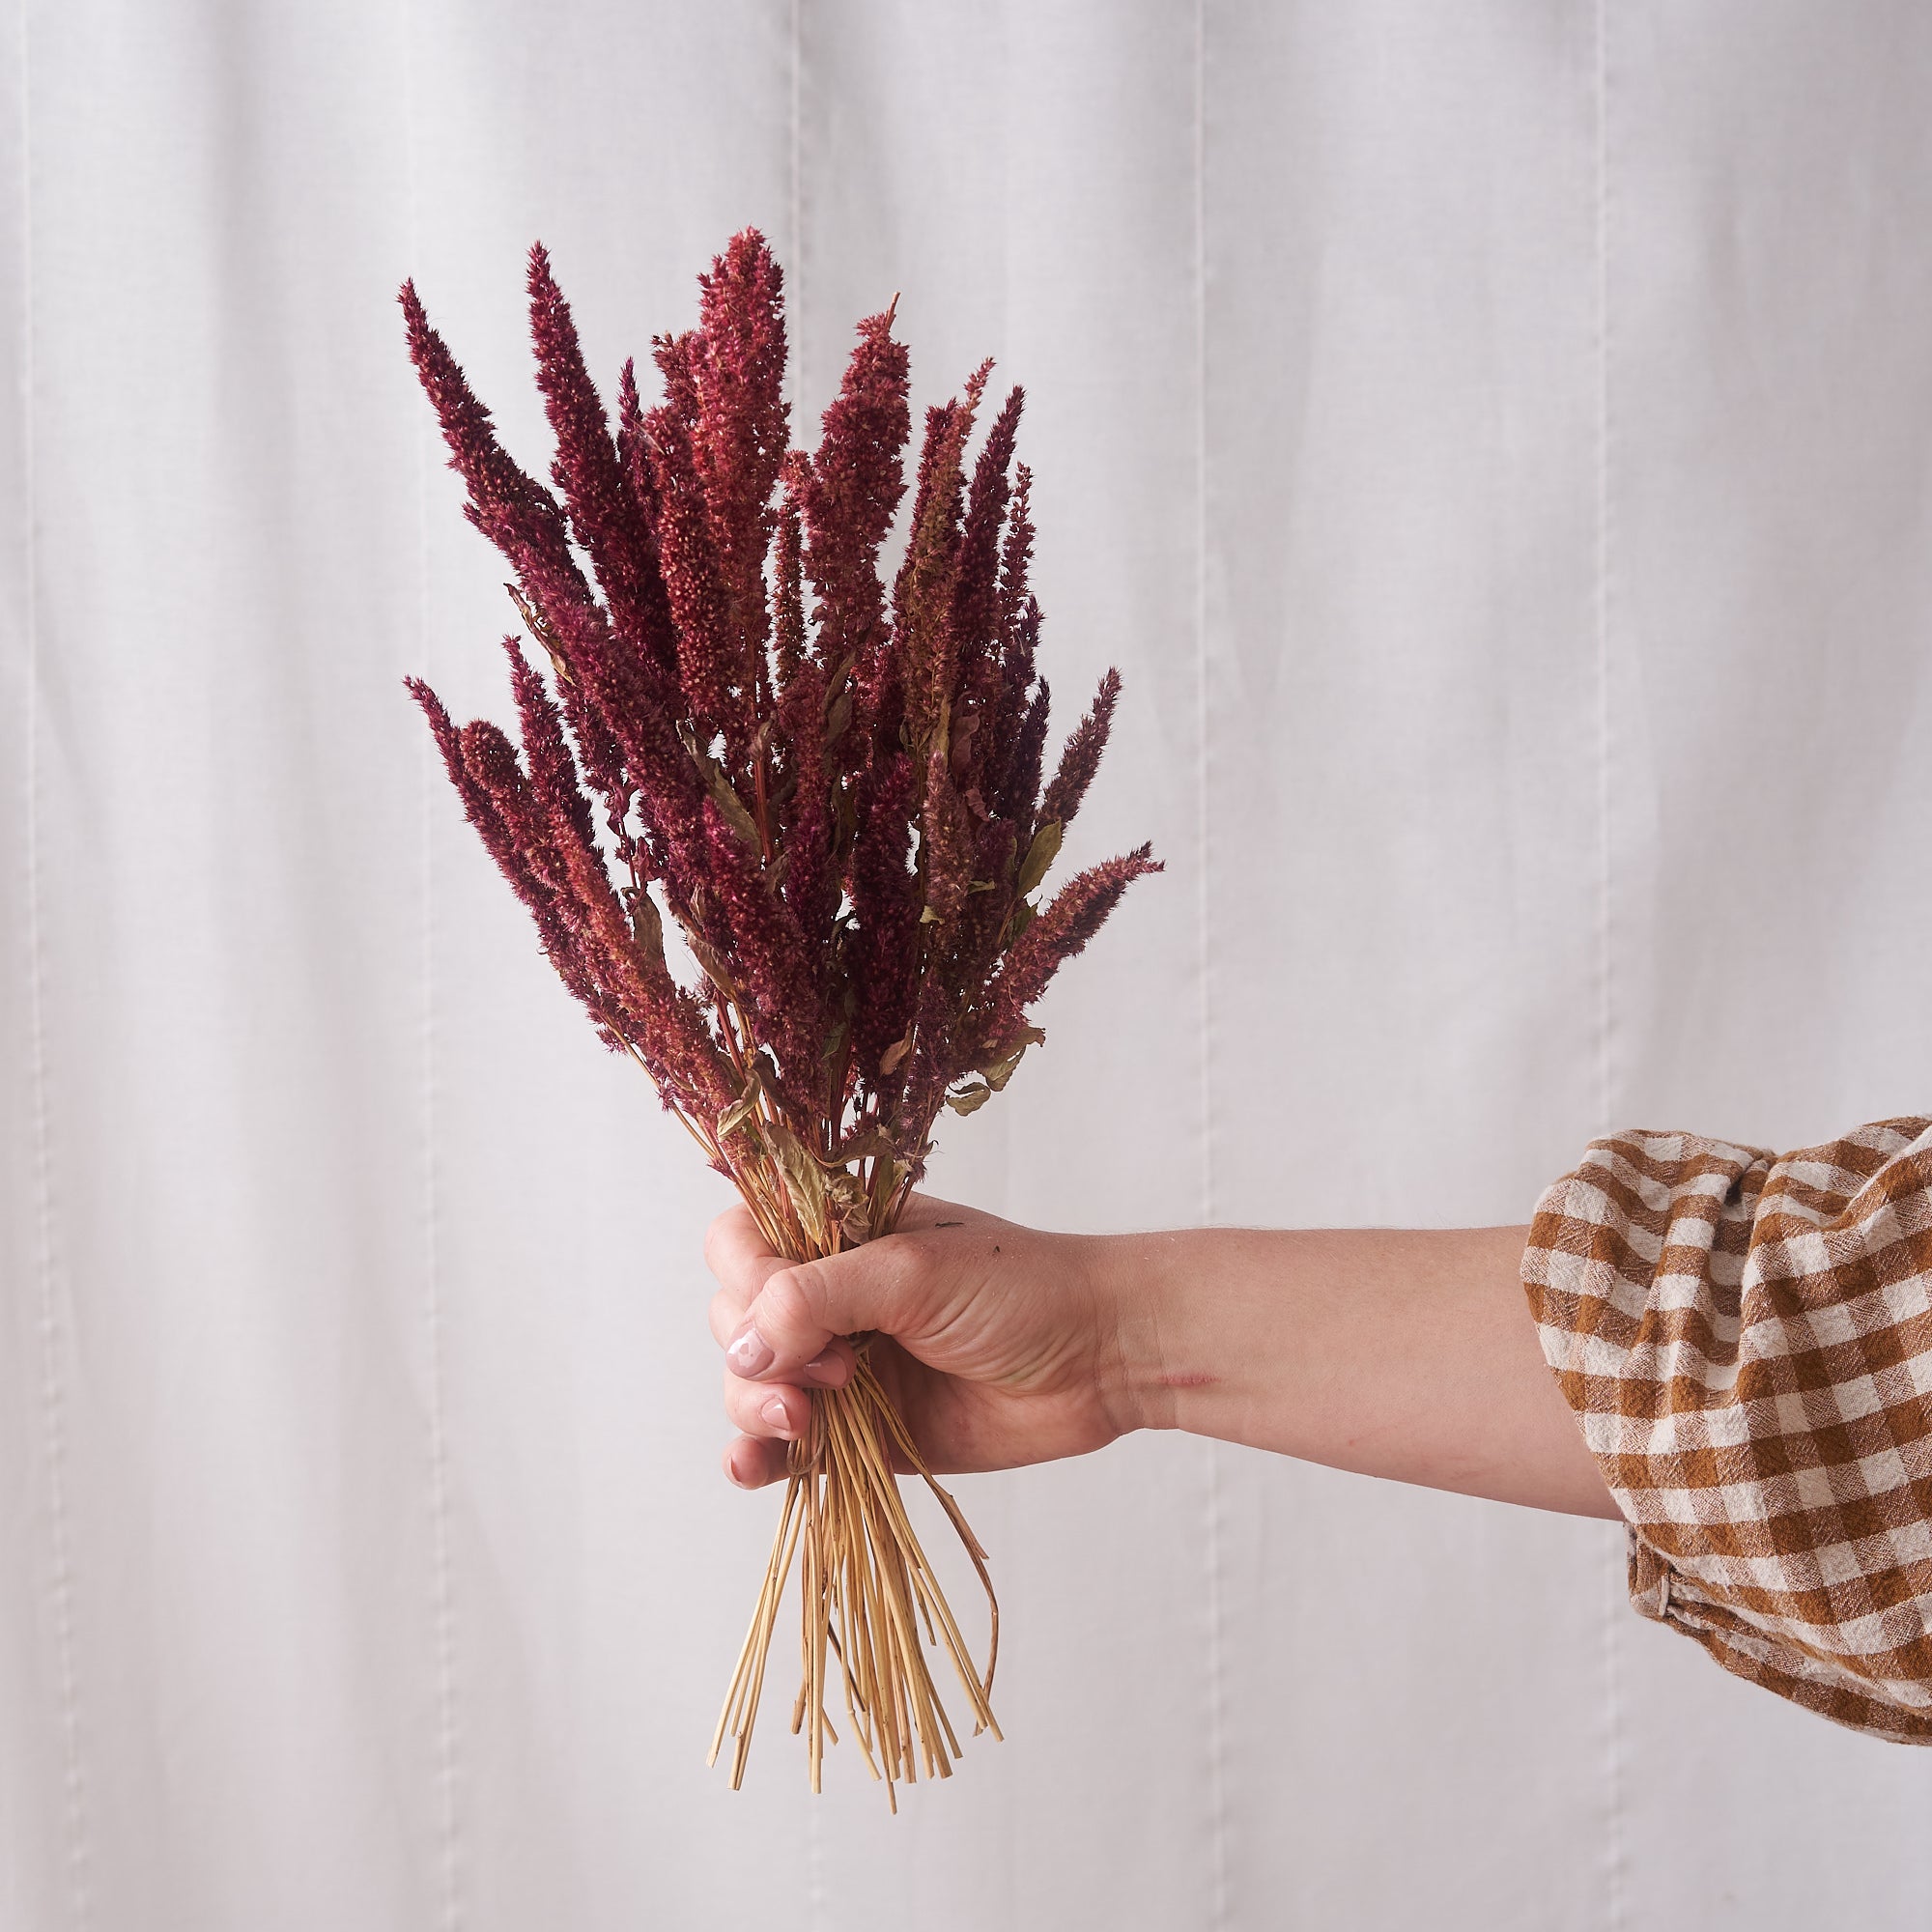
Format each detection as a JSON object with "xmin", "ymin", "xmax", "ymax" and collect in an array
[{"xmin": 866, "ymin": 1239, "xmax": 926, "ymax": 1324}]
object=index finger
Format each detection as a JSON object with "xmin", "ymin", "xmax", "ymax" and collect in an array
[
  {"xmin": 704, "ymin": 1203, "xmax": 780, "ymax": 1287},
  {"xmin": 704, "ymin": 1208, "xmax": 791, "ymax": 1347}
]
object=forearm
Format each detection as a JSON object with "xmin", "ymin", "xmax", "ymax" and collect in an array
[{"xmin": 1099, "ymin": 1225, "xmax": 1619, "ymax": 1520}]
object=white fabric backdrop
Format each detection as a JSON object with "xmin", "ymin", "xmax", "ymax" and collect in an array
[{"xmin": 6, "ymin": 2, "xmax": 1932, "ymax": 1925}]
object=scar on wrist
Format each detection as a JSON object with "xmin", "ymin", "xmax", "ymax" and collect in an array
[{"xmin": 1161, "ymin": 1370, "xmax": 1216, "ymax": 1390}]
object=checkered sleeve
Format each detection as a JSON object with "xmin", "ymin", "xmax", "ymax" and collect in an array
[{"xmin": 1520, "ymin": 1118, "xmax": 1932, "ymax": 1742}]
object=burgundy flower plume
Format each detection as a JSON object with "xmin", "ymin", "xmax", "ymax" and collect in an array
[
  {"xmin": 401, "ymin": 231, "xmax": 1158, "ymax": 1804},
  {"xmin": 404, "ymin": 229, "xmax": 1157, "ymax": 1214}
]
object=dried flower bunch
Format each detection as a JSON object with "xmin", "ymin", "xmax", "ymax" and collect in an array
[{"xmin": 401, "ymin": 230, "xmax": 1157, "ymax": 1805}]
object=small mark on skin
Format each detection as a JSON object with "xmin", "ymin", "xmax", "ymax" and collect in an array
[
  {"xmin": 934, "ymin": 1220, "xmax": 964, "ymax": 1228},
  {"xmin": 1162, "ymin": 1371, "xmax": 1216, "ymax": 1390}
]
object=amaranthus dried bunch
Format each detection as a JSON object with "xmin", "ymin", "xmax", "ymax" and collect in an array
[{"xmin": 402, "ymin": 230, "xmax": 1157, "ymax": 1806}]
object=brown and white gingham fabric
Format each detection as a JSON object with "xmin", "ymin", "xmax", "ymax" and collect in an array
[{"xmin": 1521, "ymin": 1118, "xmax": 1932, "ymax": 1742}]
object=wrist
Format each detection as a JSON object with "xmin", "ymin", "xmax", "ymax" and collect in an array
[
  {"xmin": 1094, "ymin": 1225, "xmax": 1310, "ymax": 1447},
  {"xmin": 1089, "ymin": 1228, "xmax": 1204, "ymax": 1437}
]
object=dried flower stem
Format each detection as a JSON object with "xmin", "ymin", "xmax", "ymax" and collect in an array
[
  {"xmin": 701, "ymin": 1110, "xmax": 997, "ymax": 1807},
  {"xmin": 710, "ymin": 1357, "xmax": 1001, "ymax": 1808}
]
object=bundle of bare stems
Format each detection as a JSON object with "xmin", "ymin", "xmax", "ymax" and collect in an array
[{"xmin": 401, "ymin": 231, "xmax": 1157, "ymax": 1806}]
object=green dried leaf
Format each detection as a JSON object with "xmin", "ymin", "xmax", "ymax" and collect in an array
[
  {"xmin": 823, "ymin": 1167, "xmax": 866, "ymax": 1214},
  {"xmin": 677, "ymin": 719, "xmax": 764, "ymax": 852},
  {"xmin": 879, "ymin": 1035, "xmax": 912, "ymax": 1075},
  {"xmin": 763, "ymin": 1119, "xmax": 828, "ymax": 1227},
  {"xmin": 869, "ymin": 1155, "xmax": 904, "ymax": 1223},
  {"xmin": 1016, "ymin": 819, "xmax": 1064, "ymax": 897},
  {"xmin": 716, "ymin": 1070, "xmax": 762, "ymax": 1141},
  {"xmin": 979, "ymin": 1023, "xmax": 1046, "ymax": 1093},
  {"xmin": 1006, "ymin": 899, "xmax": 1037, "ymax": 945},
  {"xmin": 949, "ymin": 710, "xmax": 980, "ymax": 778},
  {"xmin": 707, "ymin": 770, "xmax": 762, "ymax": 851},
  {"xmin": 945, "ymin": 1080, "xmax": 993, "ymax": 1116},
  {"xmin": 687, "ymin": 934, "xmax": 738, "ymax": 1000},
  {"xmin": 627, "ymin": 887, "xmax": 665, "ymax": 962},
  {"xmin": 832, "ymin": 1125, "xmax": 896, "ymax": 1164},
  {"xmin": 920, "ymin": 904, "xmax": 940, "ymax": 924}
]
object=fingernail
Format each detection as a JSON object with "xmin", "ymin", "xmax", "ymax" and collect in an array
[
  {"xmin": 804, "ymin": 1348, "xmax": 849, "ymax": 1388},
  {"xmin": 726, "ymin": 1322, "xmax": 774, "ymax": 1378},
  {"xmin": 760, "ymin": 1395, "xmax": 793, "ymax": 1436}
]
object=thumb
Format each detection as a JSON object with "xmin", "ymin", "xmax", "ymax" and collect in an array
[{"xmin": 725, "ymin": 1236, "xmax": 942, "ymax": 1382}]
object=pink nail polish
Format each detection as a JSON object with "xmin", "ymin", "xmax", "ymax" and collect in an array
[
  {"xmin": 760, "ymin": 1395, "xmax": 792, "ymax": 1435},
  {"xmin": 727, "ymin": 1323, "xmax": 775, "ymax": 1378},
  {"xmin": 804, "ymin": 1348, "xmax": 849, "ymax": 1387}
]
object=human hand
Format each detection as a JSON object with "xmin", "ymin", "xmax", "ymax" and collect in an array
[{"xmin": 706, "ymin": 1193, "xmax": 1135, "ymax": 1489}]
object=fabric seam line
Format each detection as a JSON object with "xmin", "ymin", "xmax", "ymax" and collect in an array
[
  {"xmin": 1593, "ymin": 6, "xmax": 1628, "ymax": 1930},
  {"xmin": 400, "ymin": 10, "xmax": 464, "ymax": 1924},
  {"xmin": 789, "ymin": 4, "xmax": 826, "ymax": 1923},
  {"xmin": 20, "ymin": 5, "xmax": 94, "ymax": 1921},
  {"xmin": 1195, "ymin": 4, "xmax": 1231, "ymax": 1928}
]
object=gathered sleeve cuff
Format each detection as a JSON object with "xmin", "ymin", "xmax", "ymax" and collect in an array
[{"xmin": 1521, "ymin": 1119, "xmax": 1932, "ymax": 1742}]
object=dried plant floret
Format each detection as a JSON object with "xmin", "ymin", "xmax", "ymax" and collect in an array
[{"xmin": 403, "ymin": 231, "xmax": 1158, "ymax": 1806}]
